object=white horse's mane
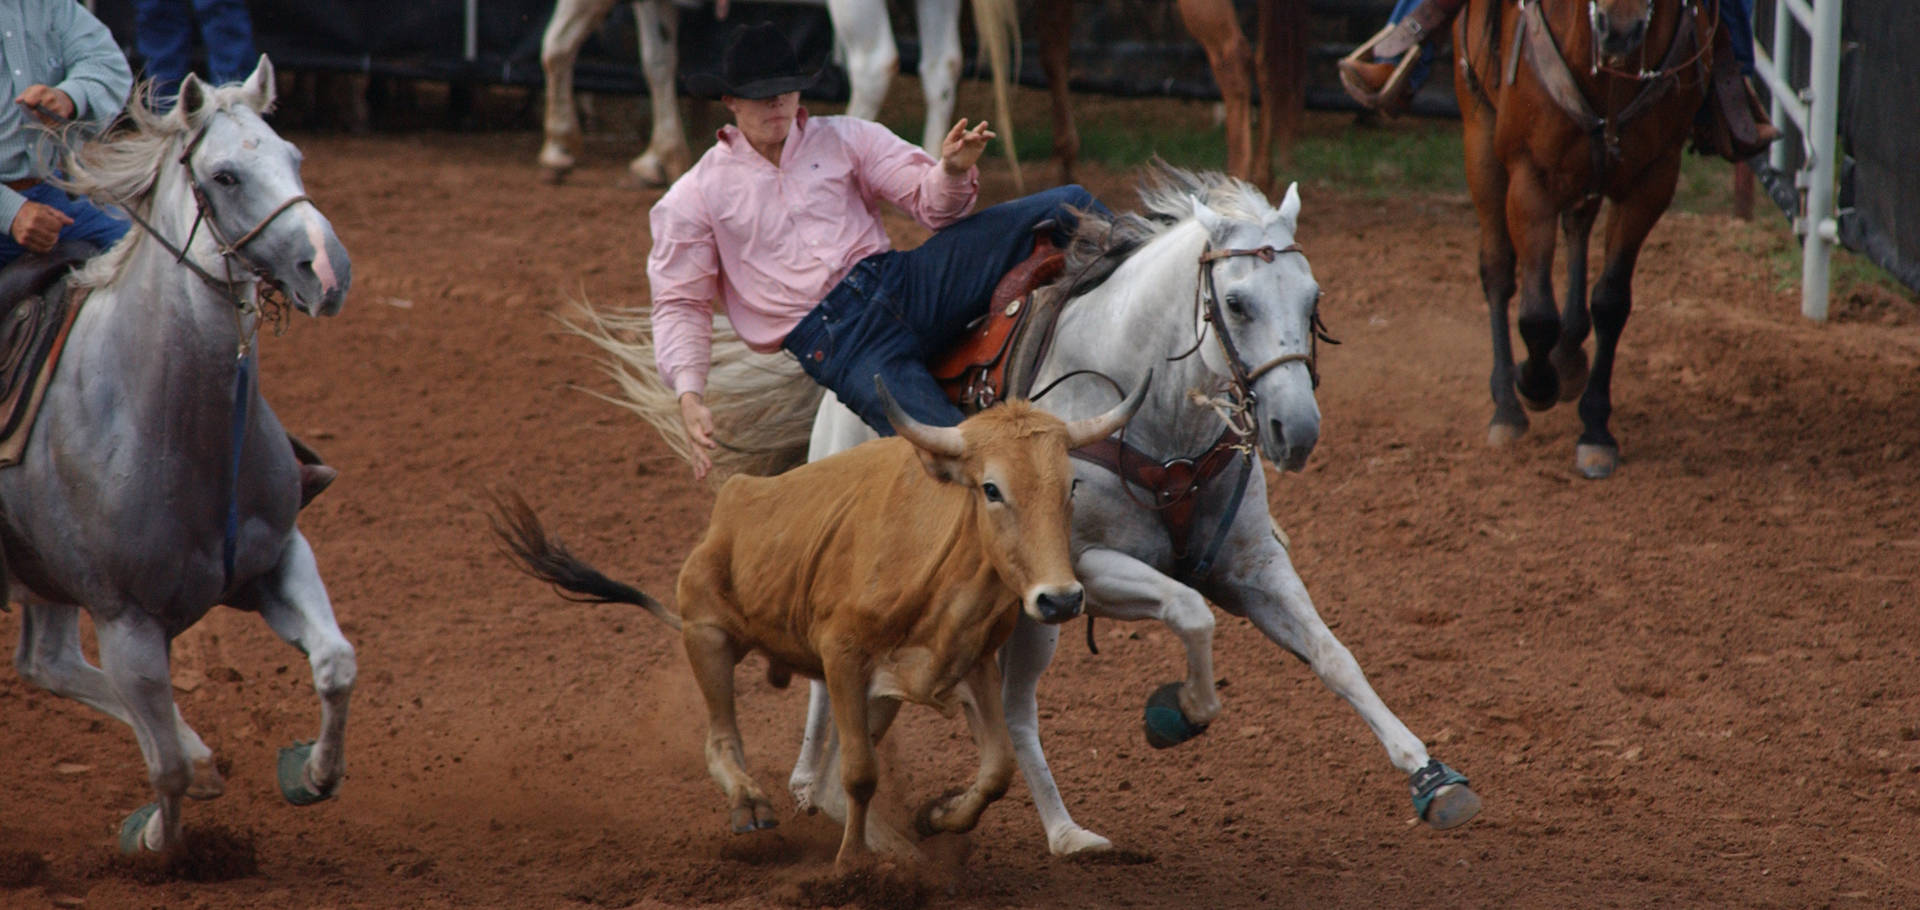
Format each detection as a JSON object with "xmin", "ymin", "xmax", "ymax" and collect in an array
[
  {"xmin": 1060, "ymin": 160, "xmax": 1281, "ymax": 291},
  {"xmin": 55, "ymin": 80, "xmax": 273, "ymax": 288}
]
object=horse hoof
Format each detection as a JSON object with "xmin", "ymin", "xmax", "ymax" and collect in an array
[
  {"xmin": 1575, "ymin": 444, "xmax": 1618, "ymax": 480},
  {"xmin": 1142, "ymin": 682, "xmax": 1209, "ymax": 750},
  {"xmin": 1410, "ymin": 759, "xmax": 1480, "ymax": 830},
  {"xmin": 539, "ymin": 165, "xmax": 569, "ymax": 186},
  {"xmin": 277, "ymin": 741, "xmax": 334, "ymax": 806},
  {"xmin": 1551, "ymin": 348, "xmax": 1589, "ymax": 402},
  {"xmin": 187, "ymin": 756, "xmax": 226, "ymax": 800},
  {"xmin": 1487, "ymin": 422, "xmax": 1526, "ymax": 447},
  {"xmin": 118, "ymin": 802, "xmax": 161, "ymax": 854},
  {"xmin": 1049, "ymin": 827, "xmax": 1114, "ymax": 856},
  {"xmin": 1515, "ymin": 361, "xmax": 1559, "ymax": 412}
]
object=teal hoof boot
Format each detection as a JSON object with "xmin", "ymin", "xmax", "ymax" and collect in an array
[
  {"xmin": 119, "ymin": 802, "xmax": 161, "ymax": 854},
  {"xmin": 278, "ymin": 741, "xmax": 334, "ymax": 806},
  {"xmin": 1142, "ymin": 682, "xmax": 1209, "ymax": 750},
  {"xmin": 1410, "ymin": 759, "xmax": 1480, "ymax": 829}
]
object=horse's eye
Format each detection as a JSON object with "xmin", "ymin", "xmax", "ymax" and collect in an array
[
  {"xmin": 982, "ymin": 482, "xmax": 1004, "ymax": 503},
  {"xmin": 212, "ymin": 171, "xmax": 239, "ymax": 187},
  {"xmin": 1224, "ymin": 294, "xmax": 1247, "ymax": 317}
]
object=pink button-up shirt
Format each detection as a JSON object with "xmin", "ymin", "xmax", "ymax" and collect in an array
[{"xmin": 647, "ymin": 111, "xmax": 980, "ymax": 398}]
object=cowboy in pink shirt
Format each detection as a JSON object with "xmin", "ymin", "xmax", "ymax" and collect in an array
[{"xmin": 649, "ymin": 23, "xmax": 1108, "ymax": 479}]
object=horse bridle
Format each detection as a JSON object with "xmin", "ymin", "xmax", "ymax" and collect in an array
[
  {"xmin": 114, "ymin": 112, "xmax": 313, "ymax": 345},
  {"xmin": 1187, "ymin": 242, "xmax": 1340, "ymax": 429}
]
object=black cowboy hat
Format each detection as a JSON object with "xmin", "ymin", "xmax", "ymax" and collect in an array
[{"xmin": 685, "ymin": 22, "xmax": 821, "ymax": 99}]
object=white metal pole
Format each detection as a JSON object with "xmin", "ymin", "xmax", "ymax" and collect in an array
[
  {"xmin": 1768, "ymin": 0, "xmax": 1795, "ymax": 173},
  {"xmin": 1800, "ymin": 0, "xmax": 1842, "ymax": 322},
  {"xmin": 465, "ymin": 0, "xmax": 480, "ymax": 62}
]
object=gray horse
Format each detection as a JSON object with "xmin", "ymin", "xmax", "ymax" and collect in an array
[
  {"xmin": 0, "ymin": 57, "xmax": 355, "ymax": 854},
  {"xmin": 792, "ymin": 165, "xmax": 1482, "ymax": 855}
]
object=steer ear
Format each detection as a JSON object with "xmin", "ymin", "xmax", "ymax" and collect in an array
[
  {"xmin": 1064, "ymin": 370, "xmax": 1152, "ymax": 449},
  {"xmin": 877, "ymin": 376, "xmax": 967, "ymax": 484}
]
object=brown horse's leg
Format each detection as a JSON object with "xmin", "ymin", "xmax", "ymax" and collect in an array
[
  {"xmin": 1177, "ymin": 0, "xmax": 1255, "ymax": 181},
  {"xmin": 1575, "ymin": 164, "xmax": 1676, "ymax": 480},
  {"xmin": 1461, "ymin": 99, "xmax": 1526, "ymax": 444},
  {"xmin": 1505, "ymin": 166, "xmax": 1564, "ymax": 412},
  {"xmin": 1038, "ymin": 0, "xmax": 1078, "ymax": 186},
  {"xmin": 1552, "ymin": 202, "xmax": 1601, "ymax": 402}
]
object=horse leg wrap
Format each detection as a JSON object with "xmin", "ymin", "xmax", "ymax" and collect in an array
[
  {"xmin": 1409, "ymin": 758, "xmax": 1481, "ymax": 829},
  {"xmin": 1142, "ymin": 682, "xmax": 1211, "ymax": 750},
  {"xmin": 278, "ymin": 740, "xmax": 335, "ymax": 806}
]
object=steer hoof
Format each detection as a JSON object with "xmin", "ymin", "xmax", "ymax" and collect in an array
[
  {"xmin": 277, "ymin": 741, "xmax": 335, "ymax": 806},
  {"xmin": 1142, "ymin": 682, "xmax": 1210, "ymax": 750},
  {"xmin": 730, "ymin": 801, "xmax": 779, "ymax": 833},
  {"xmin": 913, "ymin": 787, "xmax": 973, "ymax": 837},
  {"xmin": 1410, "ymin": 759, "xmax": 1481, "ymax": 830}
]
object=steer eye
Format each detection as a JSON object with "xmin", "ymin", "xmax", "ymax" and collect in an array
[{"xmin": 981, "ymin": 482, "xmax": 1004, "ymax": 504}]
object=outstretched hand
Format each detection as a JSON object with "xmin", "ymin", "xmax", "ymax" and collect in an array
[
  {"xmin": 678, "ymin": 392, "xmax": 718, "ymax": 481},
  {"xmin": 940, "ymin": 118, "xmax": 995, "ymax": 175}
]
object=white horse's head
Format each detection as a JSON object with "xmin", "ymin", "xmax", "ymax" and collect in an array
[
  {"xmin": 1188, "ymin": 182, "xmax": 1324, "ymax": 472},
  {"xmin": 166, "ymin": 57, "xmax": 351, "ymax": 316}
]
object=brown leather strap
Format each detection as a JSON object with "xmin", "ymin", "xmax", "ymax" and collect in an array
[{"xmin": 1071, "ymin": 429, "xmax": 1247, "ymax": 561}]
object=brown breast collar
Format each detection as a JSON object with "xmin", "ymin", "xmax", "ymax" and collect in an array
[{"xmin": 1070, "ymin": 427, "xmax": 1253, "ymax": 580}]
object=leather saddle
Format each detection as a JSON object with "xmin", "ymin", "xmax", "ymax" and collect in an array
[
  {"xmin": 0, "ymin": 239, "xmax": 96, "ymax": 468},
  {"xmin": 930, "ymin": 233, "xmax": 1068, "ymax": 412}
]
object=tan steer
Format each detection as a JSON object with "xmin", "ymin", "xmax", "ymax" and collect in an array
[{"xmin": 495, "ymin": 378, "xmax": 1145, "ymax": 868}]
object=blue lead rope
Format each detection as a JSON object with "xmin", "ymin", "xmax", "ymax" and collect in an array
[{"xmin": 222, "ymin": 349, "xmax": 253, "ymax": 588}]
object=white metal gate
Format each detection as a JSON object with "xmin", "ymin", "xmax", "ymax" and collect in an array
[{"xmin": 1753, "ymin": 0, "xmax": 1844, "ymax": 322}]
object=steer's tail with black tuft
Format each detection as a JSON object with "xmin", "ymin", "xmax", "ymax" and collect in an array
[{"xmin": 488, "ymin": 489, "xmax": 682, "ymax": 630}]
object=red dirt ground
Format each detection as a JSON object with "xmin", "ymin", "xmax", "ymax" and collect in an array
[{"xmin": 2, "ymin": 109, "xmax": 1918, "ymax": 910}]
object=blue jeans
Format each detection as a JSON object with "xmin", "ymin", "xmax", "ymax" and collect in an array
[
  {"xmin": 0, "ymin": 183, "xmax": 129, "ymax": 269},
  {"xmin": 1718, "ymin": 0, "xmax": 1756, "ymax": 77},
  {"xmin": 133, "ymin": 0, "xmax": 258, "ymax": 101},
  {"xmin": 783, "ymin": 184, "xmax": 1109, "ymax": 437}
]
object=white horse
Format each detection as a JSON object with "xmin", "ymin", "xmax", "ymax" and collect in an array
[
  {"xmin": 537, "ymin": 0, "xmax": 1019, "ymax": 188},
  {"xmin": 788, "ymin": 165, "xmax": 1482, "ymax": 854},
  {"xmin": 578, "ymin": 163, "xmax": 1480, "ymax": 857},
  {"xmin": 0, "ymin": 58, "xmax": 356, "ymax": 854}
]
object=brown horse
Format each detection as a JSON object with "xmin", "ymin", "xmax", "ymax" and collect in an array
[
  {"xmin": 1037, "ymin": 0, "xmax": 1307, "ymax": 189},
  {"xmin": 1456, "ymin": 0, "xmax": 1713, "ymax": 478}
]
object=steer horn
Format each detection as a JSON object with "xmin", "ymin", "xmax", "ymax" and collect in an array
[
  {"xmin": 876, "ymin": 375, "xmax": 966, "ymax": 457},
  {"xmin": 1063, "ymin": 370, "xmax": 1153, "ymax": 448}
]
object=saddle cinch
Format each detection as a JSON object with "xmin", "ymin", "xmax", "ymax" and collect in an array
[{"xmin": 0, "ymin": 240, "xmax": 94, "ymax": 468}]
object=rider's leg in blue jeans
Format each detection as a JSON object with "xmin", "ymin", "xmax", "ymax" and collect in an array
[
  {"xmin": 785, "ymin": 184, "xmax": 1111, "ymax": 436},
  {"xmin": 1377, "ymin": 0, "xmax": 1436, "ymax": 93}
]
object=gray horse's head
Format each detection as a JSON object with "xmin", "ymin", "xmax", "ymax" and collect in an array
[
  {"xmin": 171, "ymin": 57, "xmax": 351, "ymax": 316},
  {"xmin": 1189, "ymin": 183, "xmax": 1323, "ymax": 472}
]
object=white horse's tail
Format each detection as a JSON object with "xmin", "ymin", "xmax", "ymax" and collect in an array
[
  {"xmin": 971, "ymin": 0, "xmax": 1022, "ymax": 193},
  {"xmin": 559, "ymin": 299, "xmax": 821, "ymax": 481}
]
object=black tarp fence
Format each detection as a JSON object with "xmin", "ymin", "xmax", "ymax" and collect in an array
[
  {"xmin": 88, "ymin": 1, "xmax": 1439, "ymax": 111},
  {"xmin": 1748, "ymin": 0, "xmax": 1918, "ymax": 293}
]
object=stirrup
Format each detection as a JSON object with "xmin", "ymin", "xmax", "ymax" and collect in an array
[{"xmin": 1339, "ymin": 25, "xmax": 1422, "ymax": 115}]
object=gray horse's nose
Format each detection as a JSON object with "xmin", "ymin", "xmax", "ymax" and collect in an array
[
  {"xmin": 1036, "ymin": 589, "xmax": 1083, "ymax": 624},
  {"xmin": 1270, "ymin": 418, "xmax": 1317, "ymax": 472}
]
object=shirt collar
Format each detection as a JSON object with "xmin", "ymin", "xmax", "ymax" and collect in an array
[{"xmin": 715, "ymin": 107, "xmax": 811, "ymax": 151}]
